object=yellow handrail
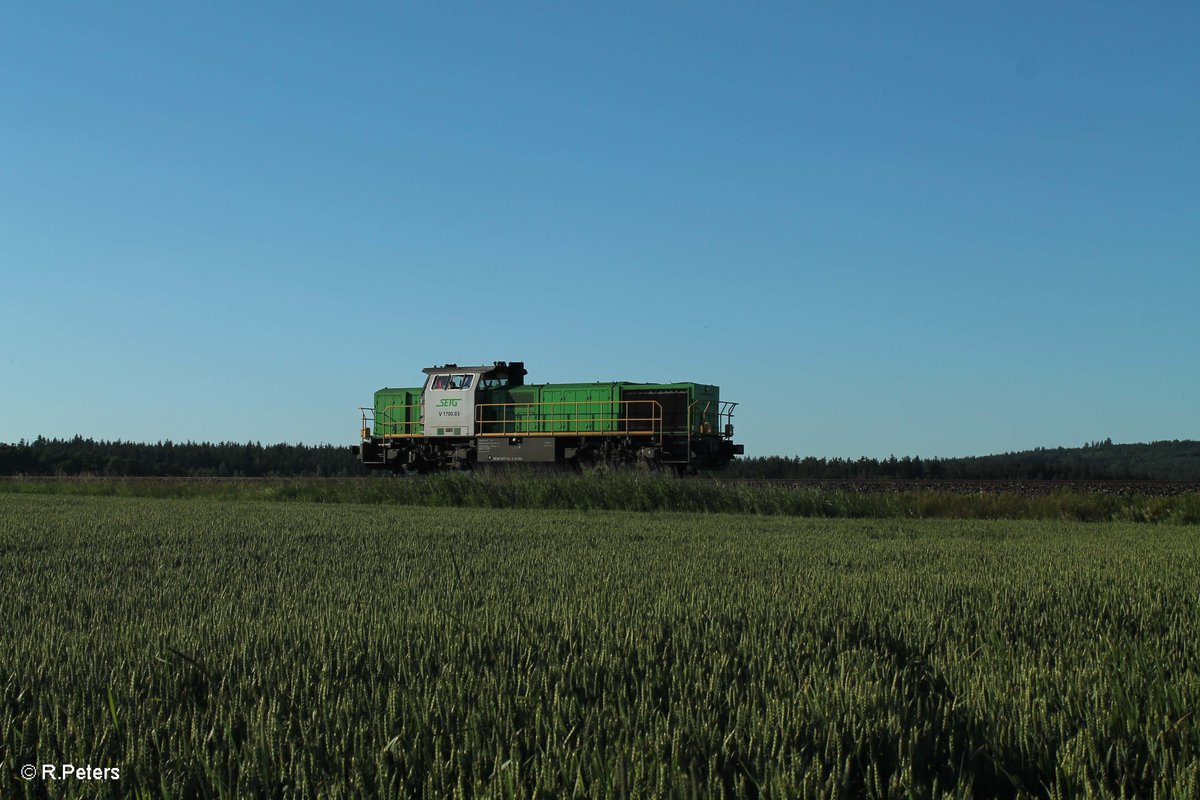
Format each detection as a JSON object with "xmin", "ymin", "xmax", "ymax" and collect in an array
[
  {"xmin": 361, "ymin": 397, "xmax": 738, "ymax": 442},
  {"xmin": 718, "ymin": 401, "xmax": 738, "ymax": 438},
  {"xmin": 367, "ymin": 404, "xmax": 425, "ymax": 438},
  {"xmin": 475, "ymin": 400, "xmax": 662, "ymax": 442}
]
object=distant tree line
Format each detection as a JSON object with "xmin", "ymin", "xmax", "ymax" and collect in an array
[
  {"xmin": 2, "ymin": 436, "xmax": 1198, "ymax": 481},
  {"xmin": 723, "ymin": 439, "xmax": 1200, "ymax": 482},
  {"xmin": 0, "ymin": 437, "xmax": 365, "ymax": 477}
]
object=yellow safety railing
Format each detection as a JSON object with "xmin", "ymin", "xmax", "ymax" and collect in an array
[
  {"xmin": 363, "ymin": 398, "xmax": 733, "ymax": 442},
  {"xmin": 718, "ymin": 401, "xmax": 738, "ymax": 437},
  {"xmin": 687, "ymin": 400, "xmax": 738, "ymax": 436},
  {"xmin": 686, "ymin": 399, "xmax": 738, "ymax": 454},
  {"xmin": 475, "ymin": 400, "xmax": 662, "ymax": 441},
  {"xmin": 361, "ymin": 404, "xmax": 425, "ymax": 438}
]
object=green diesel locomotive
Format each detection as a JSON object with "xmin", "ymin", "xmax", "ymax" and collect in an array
[{"xmin": 353, "ymin": 361, "xmax": 742, "ymax": 474}]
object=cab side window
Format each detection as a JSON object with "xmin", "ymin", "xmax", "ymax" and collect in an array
[
  {"xmin": 461, "ymin": 375, "xmax": 473, "ymax": 389},
  {"xmin": 449, "ymin": 374, "xmax": 466, "ymax": 390},
  {"xmin": 432, "ymin": 375, "xmax": 450, "ymax": 390}
]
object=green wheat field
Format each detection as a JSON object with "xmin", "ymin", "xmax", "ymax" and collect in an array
[{"xmin": 2, "ymin": 491, "xmax": 1198, "ymax": 798}]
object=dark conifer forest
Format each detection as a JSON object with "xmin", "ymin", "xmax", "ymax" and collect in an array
[
  {"xmin": 0, "ymin": 437, "xmax": 362, "ymax": 477},
  {"xmin": 2, "ymin": 436, "xmax": 1198, "ymax": 480},
  {"xmin": 723, "ymin": 439, "xmax": 1200, "ymax": 481}
]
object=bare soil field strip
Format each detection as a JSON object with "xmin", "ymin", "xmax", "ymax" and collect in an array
[
  {"xmin": 5, "ymin": 475, "xmax": 1200, "ymax": 496},
  {"xmin": 716, "ymin": 478, "xmax": 1200, "ymax": 497}
]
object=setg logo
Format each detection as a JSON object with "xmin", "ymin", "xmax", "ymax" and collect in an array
[{"xmin": 437, "ymin": 398, "xmax": 460, "ymax": 408}]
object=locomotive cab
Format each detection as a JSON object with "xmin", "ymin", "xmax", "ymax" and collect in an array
[
  {"xmin": 420, "ymin": 361, "xmax": 527, "ymax": 438},
  {"xmin": 421, "ymin": 365, "xmax": 481, "ymax": 437}
]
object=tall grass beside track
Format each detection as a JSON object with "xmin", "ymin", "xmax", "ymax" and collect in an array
[
  {"xmin": 2, "ymin": 473, "xmax": 1199, "ymax": 523},
  {"xmin": 0, "ymin": 495, "xmax": 1198, "ymax": 797}
]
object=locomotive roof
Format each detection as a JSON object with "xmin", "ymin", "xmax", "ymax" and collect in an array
[
  {"xmin": 422, "ymin": 360, "xmax": 525, "ymax": 375},
  {"xmin": 421, "ymin": 364, "xmax": 491, "ymax": 374}
]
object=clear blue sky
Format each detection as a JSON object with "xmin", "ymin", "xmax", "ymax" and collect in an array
[{"xmin": 2, "ymin": 2, "xmax": 1196, "ymax": 458}]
